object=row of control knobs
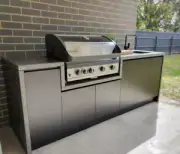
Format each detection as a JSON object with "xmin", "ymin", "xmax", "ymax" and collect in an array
[
  {"xmin": 75, "ymin": 65, "xmax": 116, "ymax": 76},
  {"xmin": 75, "ymin": 68, "xmax": 94, "ymax": 75}
]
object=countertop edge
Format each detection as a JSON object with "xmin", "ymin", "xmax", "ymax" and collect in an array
[
  {"xmin": 18, "ymin": 62, "xmax": 64, "ymax": 71},
  {"xmin": 1, "ymin": 50, "xmax": 165, "ymax": 71},
  {"xmin": 122, "ymin": 52, "xmax": 165, "ymax": 60},
  {"xmin": 1, "ymin": 57, "xmax": 64, "ymax": 71}
]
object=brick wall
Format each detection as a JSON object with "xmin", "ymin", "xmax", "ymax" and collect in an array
[{"xmin": 0, "ymin": 0, "xmax": 138, "ymax": 127}]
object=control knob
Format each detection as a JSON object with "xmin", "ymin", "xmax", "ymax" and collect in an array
[
  {"xmin": 99, "ymin": 66, "xmax": 105, "ymax": 72},
  {"xmin": 110, "ymin": 65, "xmax": 116, "ymax": 70},
  {"xmin": 88, "ymin": 68, "xmax": 94, "ymax": 73},
  {"xmin": 82, "ymin": 69, "xmax": 87, "ymax": 74},
  {"xmin": 75, "ymin": 69, "xmax": 80, "ymax": 75}
]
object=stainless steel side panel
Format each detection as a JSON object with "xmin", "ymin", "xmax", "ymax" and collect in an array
[
  {"xmin": 96, "ymin": 80, "xmax": 120, "ymax": 119},
  {"xmin": 24, "ymin": 69, "xmax": 62, "ymax": 150},
  {"xmin": 2, "ymin": 61, "xmax": 31, "ymax": 153},
  {"xmin": 62, "ymin": 86, "xmax": 95, "ymax": 133},
  {"xmin": 121, "ymin": 57, "xmax": 163, "ymax": 109}
]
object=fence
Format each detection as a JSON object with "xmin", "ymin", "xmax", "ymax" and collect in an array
[{"xmin": 135, "ymin": 31, "xmax": 180, "ymax": 54}]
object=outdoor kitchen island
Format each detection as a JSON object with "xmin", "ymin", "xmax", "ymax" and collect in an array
[{"xmin": 1, "ymin": 50, "xmax": 164, "ymax": 154}]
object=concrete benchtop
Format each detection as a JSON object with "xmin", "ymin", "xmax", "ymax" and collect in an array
[
  {"xmin": 122, "ymin": 50, "xmax": 165, "ymax": 60},
  {"xmin": 1, "ymin": 50, "xmax": 164, "ymax": 71},
  {"xmin": 0, "ymin": 102, "xmax": 157, "ymax": 154}
]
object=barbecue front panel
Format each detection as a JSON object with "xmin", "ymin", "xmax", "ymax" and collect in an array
[
  {"xmin": 62, "ymin": 86, "xmax": 96, "ymax": 134},
  {"xmin": 67, "ymin": 62, "xmax": 119, "ymax": 82},
  {"xmin": 95, "ymin": 81, "xmax": 121, "ymax": 119}
]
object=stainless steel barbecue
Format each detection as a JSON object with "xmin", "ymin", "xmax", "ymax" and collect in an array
[{"xmin": 45, "ymin": 34, "xmax": 122, "ymax": 83}]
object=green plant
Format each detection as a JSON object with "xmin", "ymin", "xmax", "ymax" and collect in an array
[
  {"xmin": 137, "ymin": 0, "xmax": 174, "ymax": 31},
  {"xmin": 107, "ymin": 34, "xmax": 116, "ymax": 41}
]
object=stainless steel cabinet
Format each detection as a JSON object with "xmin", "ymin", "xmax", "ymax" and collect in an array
[
  {"xmin": 24, "ymin": 69, "xmax": 62, "ymax": 149},
  {"xmin": 62, "ymin": 86, "xmax": 95, "ymax": 133},
  {"xmin": 121, "ymin": 57, "xmax": 163, "ymax": 109},
  {"xmin": 96, "ymin": 80, "xmax": 120, "ymax": 119}
]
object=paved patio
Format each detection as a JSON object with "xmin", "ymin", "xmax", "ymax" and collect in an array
[
  {"xmin": 0, "ymin": 127, "xmax": 25, "ymax": 154},
  {"xmin": 129, "ymin": 97, "xmax": 180, "ymax": 154},
  {"xmin": 0, "ymin": 102, "xmax": 157, "ymax": 154},
  {"xmin": 1, "ymin": 96, "xmax": 180, "ymax": 154}
]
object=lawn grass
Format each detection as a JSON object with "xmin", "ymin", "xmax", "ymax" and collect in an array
[{"xmin": 161, "ymin": 54, "xmax": 180, "ymax": 100}]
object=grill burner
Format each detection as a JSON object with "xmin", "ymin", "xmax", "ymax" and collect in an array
[{"xmin": 45, "ymin": 34, "xmax": 122, "ymax": 83}]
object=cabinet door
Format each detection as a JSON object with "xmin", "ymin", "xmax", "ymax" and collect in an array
[
  {"xmin": 121, "ymin": 57, "xmax": 163, "ymax": 109},
  {"xmin": 62, "ymin": 86, "xmax": 95, "ymax": 133},
  {"xmin": 96, "ymin": 80, "xmax": 120, "ymax": 119},
  {"xmin": 25, "ymin": 69, "xmax": 62, "ymax": 150}
]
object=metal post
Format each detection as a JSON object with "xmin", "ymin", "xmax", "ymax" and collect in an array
[
  {"xmin": 169, "ymin": 36, "xmax": 173, "ymax": 55},
  {"xmin": 155, "ymin": 36, "xmax": 158, "ymax": 51},
  {"xmin": 135, "ymin": 36, "xmax": 137, "ymax": 50}
]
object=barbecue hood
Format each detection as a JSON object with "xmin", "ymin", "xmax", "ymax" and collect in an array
[{"xmin": 45, "ymin": 34, "xmax": 121, "ymax": 62}]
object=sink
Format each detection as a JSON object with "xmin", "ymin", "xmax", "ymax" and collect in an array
[{"xmin": 133, "ymin": 50, "xmax": 151, "ymax": 54}]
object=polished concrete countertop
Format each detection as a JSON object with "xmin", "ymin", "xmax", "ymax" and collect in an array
[
  {"xmin": 122, "ymin": 50, "xmax": 165, "ymax": 60},
  {"xmin": 2, "ymin": 50, "xmax": 164, "ymax": 71},
  {"xmin": 0, "ymin": 102, "xmax": 157, "ymax": 154},
  {"xmin": 1, "ymin": 57, "xmax": 64, "ymax": 71}
]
